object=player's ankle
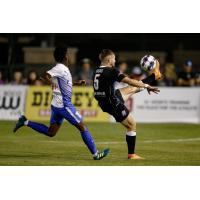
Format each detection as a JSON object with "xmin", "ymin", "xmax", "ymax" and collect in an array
[
  {"xmin": 93, "ymin": 151, "xmax": 99, "ymax": 157},
  {"xmin": 24, "ymin": 120, "xmax": 29, "ymax": 126},
  {"xmin": 128, "ymin": 153, "xmax": 135, "ymax": 158},
  {"xmin": 153, "ymin": 71, "xmax": 162, "ymax": 80}
]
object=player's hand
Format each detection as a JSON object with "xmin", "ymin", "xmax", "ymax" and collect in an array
[
  {"xmin": 51, "ymin": 82, "xmax": 57, "ymax": 90},
  {"xmin": 79, "ymin": 80, "xmax": 86, "ymax": 85},
  {"xmin": 147, "ymin": 86, "xmax": 160, "ymax": 95},
  {"xmin": 74, "ymin": 80, "xmax": 86, "ymax": 86}
]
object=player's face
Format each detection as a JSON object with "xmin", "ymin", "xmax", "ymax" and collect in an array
[
  {"xmin": 65, "ymin": 52, "xmax": 71, "ymax": 65},
  {"xmin": 110, "ymin": 54, "xmax": 116, "ymax": 67},
  {"xmin": 184, "ymin": 65, "xmax": 192, "ymax": 73}
]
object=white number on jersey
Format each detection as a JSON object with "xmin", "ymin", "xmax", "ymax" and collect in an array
[{"xmin": 94, "ymin": 74, "xmax": 100, "ymax": 90}]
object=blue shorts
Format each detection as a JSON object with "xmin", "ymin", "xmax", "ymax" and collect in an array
[{"xmin": 50, "ymin": 103, "xmax": 83, "ymax": 126}]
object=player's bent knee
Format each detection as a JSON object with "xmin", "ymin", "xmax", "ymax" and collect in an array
[
  {"xmin": 76, "ymin": 122, "xmax": 87, "ymax": 132},
  {"xmin": 48, "ymin": 129, "xmax": 57, "ymax": 137},
  {"xmin": 48, "ymin": 124, "xmax": 60, "ymax": 137},
  {"xmin": 127, "ymin": 120, "xmax": 136, "ymax": 131},
  {"xmin": 121, "ymin": 115, "xmax": 136, "ymax": 131},
  {"xmin": 48, "ymin": 132, "xmax": 56, "ymax": 137}
]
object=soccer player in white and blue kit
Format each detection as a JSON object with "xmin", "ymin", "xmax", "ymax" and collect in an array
[{"xmin": 13, "ymin": 46, "xmax": 109, "ymax": 160}]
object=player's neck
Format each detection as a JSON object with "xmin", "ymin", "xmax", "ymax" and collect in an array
[
  {"xmin": 60, "ymin": 61, "xmax": 68, "ymax": 67},
  {"xmin": 101, "ymin": 62, "xmax": 112, "ymax": 68}
]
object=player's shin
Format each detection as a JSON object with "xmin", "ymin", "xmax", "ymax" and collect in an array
[
  {"xmin": 142, "ymin": 73, "xmax": 156, "ymax": 84},
  {"xmin": 130, "ymin": 74, "xmax": 156, "ymax": 95},
  {"xmin": 25, "ymin": 120, "xmax": 49, "ymax": 136},
  {"xmin": 126, "ymin": 131, "xmax": 136, "ymax": 156},
  {"xmin": 80, "ymin": 129, "xmax": 98, "ymax": 156}
]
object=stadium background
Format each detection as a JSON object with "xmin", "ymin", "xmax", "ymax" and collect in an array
[{"xmin": 0, "ymin": 33, "xmax": 200, "ymax": 165}]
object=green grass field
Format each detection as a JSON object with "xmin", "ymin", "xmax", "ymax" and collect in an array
[{"xmin": 0, "ymin": 121, "xmax": 200, "ymax": 166}]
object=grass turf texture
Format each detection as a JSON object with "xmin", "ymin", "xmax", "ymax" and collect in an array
[{"xmin": 0, "ymin": 121, "xmax": 200, "ymax": 166}]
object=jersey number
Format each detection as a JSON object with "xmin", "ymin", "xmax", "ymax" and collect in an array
[{"xmin": 94, "ymin": 74, "xmax": 100, "ymax": 90}]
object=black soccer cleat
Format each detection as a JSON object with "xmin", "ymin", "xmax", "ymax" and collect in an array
[{"xmin": 13, "ymin": 115, "xmax": 27, "ymax": 133}]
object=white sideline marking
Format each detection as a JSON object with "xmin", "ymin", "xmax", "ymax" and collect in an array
[
  {"xmin": 143, "ymin": 138, "xmax": 200, "ymax": 143},
  {"xmin": 37, "ymin": 137, "xmax": 200, "ymax": 145},
  {"xmin": 97, "ymin": 138, "xmax": 200, "ymax": 145},
  {"xmin": 3, "ymin": 137, "xmax": 200, "ymax": 145}
]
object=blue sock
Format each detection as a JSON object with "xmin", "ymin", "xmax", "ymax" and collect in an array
[
  {"xmin": 27, "ymin": 121, "xmax": 49, "ymax": 136},
  {"xmin": 81, "ymin": 129, "xmax": 98, "ymax": 155}
]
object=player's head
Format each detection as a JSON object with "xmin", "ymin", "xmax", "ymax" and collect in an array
[
  {"xmin": 99, "ymin": 49, "xmax": 116, "ymax": 67},
  {"xmin": 118, "ymin": 62, "xmax": 128, "ymax": 73},
  {"xmin": 54, "ymin": 46, "xmax": 69, "ymax": 64},
  {"xmin": 184, "ymin": 60, "xmax": 193, "ymax": 72}
]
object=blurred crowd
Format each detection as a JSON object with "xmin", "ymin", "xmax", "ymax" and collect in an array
[
  {"xmin": 0, "ymin": 69, "xmax": 44, "ymax": 86},
  {"xmin": 158, "ymin": 59, "xmax": 200, "ymax": 87},
  {"xmin": 115, "ymin": 59, "xmax": 200, "ymax": 87},
  {"xmin": 0, "ymin": 58, "xmax": 200, "ymax": 87}
]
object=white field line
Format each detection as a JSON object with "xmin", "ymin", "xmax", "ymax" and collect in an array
[
  {"xmin": 97, "ymin": 138, "xmax": 200, "ymax": 145},
  {"xmin": 35, "ymin": 137, "xmax": 200, "ymax": 145},
  {"xmin": 143, "ymin": 138, "xmax": 200, "ymax": 143},
  {"xmin": 2, "ymin": 137, "xmax": 200, "ymax": 145}
]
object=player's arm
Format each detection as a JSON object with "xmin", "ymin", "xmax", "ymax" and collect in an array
[
  {"xmin": 121, "ymin": 76, "xmax": 147, "ymax": 88},
  {"xmin": 73, "ymin": 80, "xmax": 86, "ymax": 86},
  {"xmin": 121, "ymin": 76, "xmax": 160, "ymax": 94},
  {"xmin": 40, "ymin": 72, "xmax": 53, "ymax": 85},
  {"xmin": 112, "ymin": 68, "xmax": 160, "ymax": 94},
  {"xmin": 112, "ymin": 68, "xmax": 145, "ymax": 88}
]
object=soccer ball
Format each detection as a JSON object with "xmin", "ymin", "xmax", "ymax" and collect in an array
[{"xmin": 140, "ymin": 55, "xmax": 156, "ymax": 71}]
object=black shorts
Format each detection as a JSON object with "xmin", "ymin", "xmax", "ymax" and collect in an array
[
  {"xmin": 98, "ymin": 99, "xmax": 129, "ymax": 122},
  {"xmin": 115, "ymin": 89, "xmax": 125, "ymax": 103}
]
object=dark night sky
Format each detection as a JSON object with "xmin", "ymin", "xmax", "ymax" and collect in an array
[{"xmin": 0, "ymin": 33, "xmax": 200, "ymax": 65}]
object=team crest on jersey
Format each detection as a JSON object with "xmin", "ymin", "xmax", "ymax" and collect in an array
[{"xmin": 122, "ymin": 110, "xmax": 126, "ymax": 116}]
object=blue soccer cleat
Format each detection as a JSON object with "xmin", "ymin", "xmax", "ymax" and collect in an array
[
  {"xmin": 93, "ymin": 148, "xmax": 110, "ymax": 160},
  {"xmin": 13, "ymin": 115, "xmax": 27, "ymax": 133}
]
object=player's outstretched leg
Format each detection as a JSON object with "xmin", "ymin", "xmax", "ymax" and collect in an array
[
  {"xmin": 61, "ymin": 103, "xmax": 110, "ymax": 160},
  {"xmin": 117, "ymin": 60, "xmax": 162, "ymax": 102},
  {"xmin": 13, "ymin": 115, "xmax": 60, "ymax": 137},
  {"xmin": 151, "ymin": 60, "xmax": 162, "ymax": 80},
  {"xmin": 141, "ymin": 60, "xmax": 162, "ymax": 85},
  {"xmin": 13, "ymin": 115, "xmax": 49, "ymax": 135},
  {"xmin": 121, "ymin": 114, "xmax": 144, "ymax": 159},
  {"xmin": 117, "ymin": 73, "xmax": 156, "ymax": 102},
  {"xmin": 76, "ymin": 122, "xmax": 110, "ymax": 160}
]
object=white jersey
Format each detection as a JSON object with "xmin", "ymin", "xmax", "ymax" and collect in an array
[{"xmin": 47, "ymin": 63, "xmax": 73, "ymax": 108}]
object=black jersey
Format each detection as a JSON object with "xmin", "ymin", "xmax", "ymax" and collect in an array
[{"xmin": 93, "ymin": 66, "xmax": 126, "ymax": 103}]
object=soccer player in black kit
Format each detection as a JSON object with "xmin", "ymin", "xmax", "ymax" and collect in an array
[{"xmin": 93, "ymin": 49, "xmax": 161, "ymax": 159}]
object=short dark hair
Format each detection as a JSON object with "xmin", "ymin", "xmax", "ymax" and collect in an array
[
  {"xmin": 54, "ymin": 46, "xmax": 68, "ymax": 62},
  {"xmin": 99, "ymin": 49, "xmax": 114, "ymax": 61}
]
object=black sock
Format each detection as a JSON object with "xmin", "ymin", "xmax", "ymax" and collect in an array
[
  {"xmin": 126, "ymin": 135, "xmax": 136, "ymax": 154},
  {"xmin": 142, "ymin": 73, "xmax": 156, "ymax": 84}
]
